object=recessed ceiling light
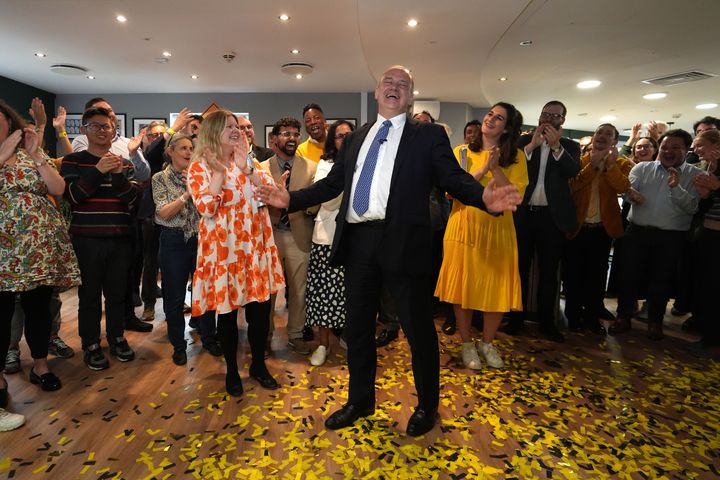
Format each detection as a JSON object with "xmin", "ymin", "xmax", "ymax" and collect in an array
[
  {"xmin": 86, "ymin": 75, "xmax": 95, "ymax": 80},
  {"xmin": 577, "ymin": 80, "xmax": 601, "ymax": 89},
  {"xmin": 412, "ymin": 90, "xmax": 420, "ymax": 95},
  {"xmin": 498, "ymin": 77, "xmax": 507, "ymax": 82},
  {"xmin": 116, "ymin": 15, "xmax": 127, "ymax": 23},
  {"xmin": 407, "ymin": 19, "xmax": 418, "ymax": 28},
  {"xmin": 295, "ymin": 73, "xmax": 303, "ymax": 80},
  {"xmin": 601, "ymin": 115, "xmax": 617, "ymax": 122},
  {"xmin": 291, "ymin": 49, "xmax": 299, "ymax": 55},
  {"xmin": 519, "ymin": 40, "xmax": 533, "ymax": 46},
  {"xmin": 278, "ymin": 13, "xmax": 290, "ymax": 21},
  {"xmin": 696, "ymin": 103, "xmax": 718, "ymax": 110},
  {"xmin": 191, "ymin": 74, "xmax": 199, "ymax": 79},
  {"xmin": 643, "ymin": 92, "xmax": 666, "ymax": 100},
  {"xmin": 162, "ymin": 51, "xmax": 172, "ymax": 57},
  {"xmin": 34, "ymin": 52, "xmax": 46, "ymax": 58}
]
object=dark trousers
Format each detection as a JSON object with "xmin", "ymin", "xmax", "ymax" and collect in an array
[
  {"xmin": 343, "ymin": 222, "xmax": 439, "ymax": 411},
  {"xmin": 695, "ymin": 228, "xmax": 720, "ymax": 345},
  {"xmin": 72, "ymin": 236, "xmax": 131, "ymax": 348},
  {"xmin": 563, "ymin": 225, "xmax": 612, "ymax": 326},
  {"xmin": 617, "ymin": 224, "xmax": 685, "ymax": 324},
  {"xmin": 158, "ymin": 228, "xmax": 215, "ymax": 350},
  {"xmin": 514, "ymin": 206, "xmax": 565, "ymax": 330},
  {"xmin": 141, "ymin": 219, "xmax": 160, "ymax": 308},
  {"xmin": 0, "ymin": 286, "xmax": 53, "ymax": 370},
  {"xmin": 217, "ymin": 301, "xmax": 270, "ymax": 376}
]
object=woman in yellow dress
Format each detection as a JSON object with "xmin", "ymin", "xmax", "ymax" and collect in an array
[{"xmin": 435, "ymin": 102, "xmax": 528, "ymax": 370}]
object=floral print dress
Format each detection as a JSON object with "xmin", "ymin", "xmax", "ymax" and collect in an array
[
  {"xmin": 188, "ymin": 159, "xmax": 285, "ymax": 316},
  {"xmin": 0, "ymin": 150, "xmax": 81, "ymax": 291}
]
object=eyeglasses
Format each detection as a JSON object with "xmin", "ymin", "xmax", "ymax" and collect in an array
[
  {"xmin": 540, "ymin": 112, "xmax": 564, "ymax": 120},
  {"xmin": 277, "ymin": 131, "xmax": 301, "ymax": 138},
  {"xmin": 335, "ymin": 133, "xmax": 350, "ymax": 140},
  {"xmin": 239, "ymin": 124, "xmax": 254, "ymax": 131},
  {"xmin": 146, "ymin": 132, "xmax": 163, "ymax": 139},
  {"xmin": 83, "ymin": 123, "xmax": 115, "ymax": 132}
]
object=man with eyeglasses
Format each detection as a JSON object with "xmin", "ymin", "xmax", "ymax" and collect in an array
[
  {"xmin": 506, "ymin": 100, "xmax": 581, "ymax": 342},
  {"xmin": 238, "ymin": 115, "xmax": 274, "ymax": 161},
  {"xmin": 296, "ymin": 103, "xmax": 327, "ymax": 163},
  {"xmin": 60, "ymin": 107, "xmax": 143, "ymax": 370},
  {"xmin": 260, "ymin": 117, "xmax": 319, "ymax": 355},
  {"xmin": 71, "ymin": 97, "xmax": 150, "ymax": 182}
]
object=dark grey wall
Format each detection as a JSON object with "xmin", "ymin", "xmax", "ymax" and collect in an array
[{"xmin": 0, "ymin": 75, "xmax": 56, "ymax": 156}]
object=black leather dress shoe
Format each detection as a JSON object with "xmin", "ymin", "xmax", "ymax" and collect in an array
[
  {"xmin": 441, "ymin": 318, "xmax": 456, "ymax": 335},
  {"xmin": 203, "ymin": 341, "xmax": 223, "ymax": 357},
  {"xmin": 125, "ymin": 315, "xmax": 153, "ymax": 333},
  {"xmin": 325, "ymin": 403, "xmax": 375, "ymax": 430},
  {"xmin": 585, "ymin": 321, "xmax": 607, "ymax": 336},
  {"xmin": 539, "ymin": 327, "xmax": 565, "ymax": 343},
  {"xmin": 225, "ymin": 375, "xmax": 243, "ymax": 397},
  {"xmin": 172, "ymin": 349, "xmax": 187, "ymax": 366},
  {"xmin": 29, "ymin": 369, "xmax": 62, "ymax": 391},
  {"xmin": 406, "ymin": 408, "xmax": 437, "ymax": 437},
  {"xmin": 0, "ymin": 387, "xmax": 7, "ymax": 408},
  {"xmin": 375, "ymin": 329, "xmax": 399, "ymax": 347},
  {"xmin": 249, "ymin": 368, "xmax": 279, "ymax": 390}
]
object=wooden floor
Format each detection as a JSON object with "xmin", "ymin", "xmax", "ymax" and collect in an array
[{"xmin": 1, "ymin": 289, "xmax": 719, "ymax": 479}]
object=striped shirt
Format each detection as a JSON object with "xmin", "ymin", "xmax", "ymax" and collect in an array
[{"xmin": 60, "ymin": 150, "xmax": 140, "ymax": 237}]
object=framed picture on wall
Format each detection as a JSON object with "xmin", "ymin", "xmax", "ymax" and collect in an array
[
  {"xmin": 133, "ymin": 118, "xmax": 166, "ymax": 137},
  {"xmin": 65, "ymin": 113, "xmax": 84, "ymax": 139},
  {"xmin": 115, "ymin": 114, "xmax": 126, "ymax": 137},
  {"xmin": 264, "ymin": 125, "xmax": 274, "ymax": 148}
]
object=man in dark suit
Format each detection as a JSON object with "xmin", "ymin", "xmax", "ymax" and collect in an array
[
  {"xmin": 507, "ymin": 101, "xmax": 581, "ymax": 342},
  {"xmin": 259, "ymin": 65, "xmax": 520, "ymax": 436}
]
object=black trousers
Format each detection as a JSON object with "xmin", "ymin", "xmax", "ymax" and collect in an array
[
  {"xmin": 617, "ymin": 224, "xmax": 684, "ymax": 324},
  {"xmin": 0, "ymin": 286, "xmax": 53, "ymax": 370},
  {"xmin": 141, "ymin": 219, "xmax": 160, "ymax": 308},
  {"xmin": 695, "ymin": 228, "xmax": 720, "ymax": 345},
  {"xmin": 563, "ymin": 225, "xmax": 612, "ymax": 326},
  {"xmin": 72, "ymin": 236, "xmax": 131, "ymax": 348},
  {"xmin": 342, "ymin": 222, "xmax": 439, "ymax": 411},
  {"xmin": 513, "ymin": 206, "xmax": 565, "ymax": 330}
]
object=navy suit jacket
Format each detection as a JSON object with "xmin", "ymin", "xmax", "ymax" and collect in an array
[
  {"xmin": 518, "ymin": 135, "xmax": 581, "ymax": 233},
  {"xmin": 289, "ymin": 118, "xmax": 489, "ymax": 274}
]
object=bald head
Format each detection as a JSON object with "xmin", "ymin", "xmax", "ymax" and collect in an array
[{"xmin": 374, "ymin": 65, "xmax": 414, "ymax": 118}]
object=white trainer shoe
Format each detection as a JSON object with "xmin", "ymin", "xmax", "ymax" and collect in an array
[
  {"xmin": 0, "ymin": 408, "xmax": 25, "ymax": 432},
  {"xmin": 461, "ymin": 342, "xmax": 482, "ymax": 370},
  {"xmin": 479, "ymin": 341, "xmax": 504, "ymax": 368},
  {"xmin": 310, "ymin": 345, "xmax": 329, "ymax": 366}
]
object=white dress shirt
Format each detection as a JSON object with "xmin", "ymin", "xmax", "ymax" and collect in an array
[
  {"xmin": 526, "ymin": 141, "xmax": 563, "ymax": 206},
  {"xmin": 346, "ymin": 113, "xmax": 406, "ymax": 223}
]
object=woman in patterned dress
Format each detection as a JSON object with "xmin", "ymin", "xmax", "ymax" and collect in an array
[
  {"xmin": 435, "ymin": 102, "xmax": 527, "ymax": 370},
  {"xmin": 306, "ymin": 120, "xmax": 354, "ymax": 366},
  {"xmin": 0, "ymin": 100, "xmax": 81, "ymax": 431},
  {"xmin": 188, "ymin": 111, "xmax": 285, "ymax": 396}
]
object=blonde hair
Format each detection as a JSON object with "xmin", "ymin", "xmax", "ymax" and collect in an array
[
  {"xmin": 191, "ymin": 110, "xmax": 236, "ymax": 163},
  {"xmin": 697, "ymin": 128, "xmax": 720, "ymax": 146}
]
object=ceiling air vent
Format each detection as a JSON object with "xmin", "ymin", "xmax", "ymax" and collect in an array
[
  {"xmin": 641, "ymin": 70, "xmax": 717, "ymax": 86},
  {"xmin": 49, "ymin": 64, "xmax": 88, "ymax": 76},
  {"xmin": 281, "ymin": 62, "xmax": 313, "ymax": 76}
]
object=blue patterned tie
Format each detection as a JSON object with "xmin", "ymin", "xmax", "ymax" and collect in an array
[{"xmin": 352, "ymin": 120, "xmax": 392, "ymax": 216}]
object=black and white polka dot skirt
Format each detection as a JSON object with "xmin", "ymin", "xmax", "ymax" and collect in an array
[{"xmin": 305, "ymin": 243, "xmax": 346, "ymax": 328}]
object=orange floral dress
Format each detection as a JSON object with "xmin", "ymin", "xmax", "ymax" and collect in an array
[{"xmin": 188, "ymin": 159, "xmax": 285, "ymax": 316}]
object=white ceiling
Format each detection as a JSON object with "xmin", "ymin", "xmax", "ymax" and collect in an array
[{"xmin": 1, "ymin": 0, "xmax": 718, "ymax": 133}]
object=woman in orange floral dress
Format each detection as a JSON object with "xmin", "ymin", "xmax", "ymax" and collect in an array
[{"xmin": 188, "ymin": 110, "xmax": 285, "ymax": 396}]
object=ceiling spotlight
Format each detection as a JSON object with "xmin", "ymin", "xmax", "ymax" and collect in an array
[
  {"xmin": 600, "ymin": 115, "xmax": 617, "ymax": 122},
  {"xmin": 191, "ymin": 74, "xmax": 199, "ymax": 79},
  {"xmin": 413, "ymin": 90, "xmax": 420, "ymax": 95},
  {"xmin": 519, "ymin": 40, "xmax": 533, "ymax": 46},
  {"xmin": 643, "ymin": 92, "xmax": 666, "ymax": 100},
  {"xmin": 498, "ymin": 77, "xmax": 507, "ymax": 82},
  {"xmin": 34, "ymin": 52, "xmax": 46, "ymax": 58},
  {"xmin": 696, "ymin": 103, "xmax": 718, "ymax": 110},
  {"xmin": 291, "ymin": 49, "xmax": 299, "ymax": 55},
  {"xmin": 577, "ymin": 80, "xmax": 601, "ymax": 89},
  {"xmin": 86, "ymin": 75, "xmax": 95, "ymax": 80},
  {"xmin": 407, "ymin": 19, "xmax": 418, "ymax": 28},
  {"xmin": 116, "ymin": 15, "xmax": 127, "ymax": 23},
  {"xmin": 162, "ymin": 51, "xmax": 172, "ymax": 57},
  {"xmin": 278, "ymin": 13, "xmax": 290, "ymax": 21}
]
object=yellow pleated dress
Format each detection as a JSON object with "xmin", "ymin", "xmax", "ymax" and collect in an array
[{"xmin": 434, "ymin": 146, "xmax": 528, "ymax": 312}]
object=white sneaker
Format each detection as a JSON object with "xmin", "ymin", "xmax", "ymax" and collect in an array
[
  {"xmin": 461, "ymin": 342, "xmax": 482, "ymax": 370},
  {"xmin": 310, "ymin": 345, "xmax": 329, "ymax": 366},
  {"xmin": 0, "ymin": 408, "xmax": 25, "ymax": 432},
  {"xmin": 479, "ymin": 342, "xmax": 504, "ymax": 368}
]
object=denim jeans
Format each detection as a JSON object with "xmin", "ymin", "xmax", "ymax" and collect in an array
[{"xmin": 158, "ymin": 228, "xmax": 215, "ymax": 350}]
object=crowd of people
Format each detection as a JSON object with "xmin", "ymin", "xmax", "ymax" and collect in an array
[{"xmin": 1, "ymin": 64, "xmax": 718, "ymax": 435}]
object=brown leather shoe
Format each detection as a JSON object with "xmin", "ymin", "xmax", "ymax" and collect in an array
[
  {"xmin": 647, "ymin": 323, "xmax": 664, "ymax": 341},
  {"xmin": 608, "ymin": 317, "xmax": 631, "ymax": 335}
]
